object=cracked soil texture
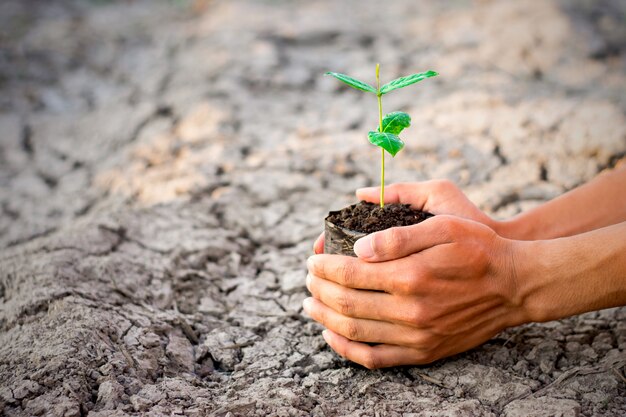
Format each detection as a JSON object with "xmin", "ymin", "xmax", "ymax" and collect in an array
[{"xmin": 1, "ymin": 0, "xmax": 625, "ymax": 416}]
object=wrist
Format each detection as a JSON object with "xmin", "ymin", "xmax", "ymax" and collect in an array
[
  {"xmin": 511, "ymin": 239, "xmax": 560, "ymax": 323},
  {"xmin": 512, "ymin": 224, "xmax": 626, "ymax": 323},
  {"xmin": 492, "ymin": 217, "xmax": 528, "ymax": 240}
]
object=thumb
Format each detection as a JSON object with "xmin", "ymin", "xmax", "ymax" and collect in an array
[{"xmin": 353, "ymin": 215, "xmax": 454, "ymax": 262}]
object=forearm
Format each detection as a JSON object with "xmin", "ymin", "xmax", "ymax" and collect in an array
[
  {"xmin": 497, "ymin": 164, "xmax": 626, "ymax": 240},
  {"xmin": 515, "ymin": 221, "xmax": 626, "ymax": 323}
]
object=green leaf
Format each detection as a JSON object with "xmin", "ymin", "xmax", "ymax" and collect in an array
[
  {"xmin": 368, "ymin": 131, "xmax": 405, "ymax": 157},
  {"xmin": 325, "ymin": 72, "xmax": 376, "ymax": 93},
  {"xmin": 380, "ymin": 111, "xmax": 411, "ymax": 135},
  {"xmin": 379, "ymin": 70, "xmax": 438, "ymax": 95}
]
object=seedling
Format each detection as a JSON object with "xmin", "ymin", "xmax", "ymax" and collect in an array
[{"xmin": 325, "ymin": 64, "xmax": 438, "ymax": 207}]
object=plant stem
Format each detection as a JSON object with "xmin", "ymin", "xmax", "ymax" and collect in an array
[{"xmin": 376, "ymin": 63, "xmax": 384, "ymax": 208}]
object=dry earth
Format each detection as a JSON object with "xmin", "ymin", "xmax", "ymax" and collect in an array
[{"xmin": 1, "ymin": 0, "xmax": 625, "ymax": 416}]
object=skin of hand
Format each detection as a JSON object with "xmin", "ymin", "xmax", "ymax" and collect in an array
[
  {"xmin": 313, "ymin": 180, "xmax": 496, "ymax": 253},
  {"xmin": 499, "ymin": 164, "xmax": 626, "ymax": 240},
  {"xmin": 306, "ymin": 175, "xmax": 626, "ymax": 368},
  {"xmin": 305, "ymin": 214, "xmax": 530, "ymax": 368},
  {"xmin": 306, "ymin": 215, "xmax": 626, "ymax": 368},
  {"xmin": 313, "ymin": 165, "xmax": 626, "ymax": 251}
]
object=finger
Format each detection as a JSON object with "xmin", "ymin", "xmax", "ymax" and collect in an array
[
  {"xmin": 358, "ymin": 181, "xmax": 495, "ymax": 227},
  {"xmin": 302, "ymin": 297, "xmax": 425, "ymax": 346},
  {"xmin": 356, "ymin": 182, "xmax": 431, "ymax": 208},
  {"xmin": 313, "ymin": 232, "xmax": 324, "ymax": 254},
  {"xmin": 307, "ymin": 253, "xmax": 426, "ymax": 294},
  {"xmin": 353, "ymin": 215, "xmax": 459, "ymax": 262},
  {"xmin": 322, "ymin": 329, "xmax": 432, "ymax": 369},
  {"xmin": 306, "ymin": 273, "xmax": 400, "ymax": 321}
]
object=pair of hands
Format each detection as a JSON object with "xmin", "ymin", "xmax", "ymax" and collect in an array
[{"xmin": 304, "ymin": 181, "xmax": 531, "ymax": 369}]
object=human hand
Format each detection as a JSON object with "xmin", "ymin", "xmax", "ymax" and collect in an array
[
  {"xmin": 313, "ymin": 180, "xmax": 498, "ymax": 254},
  {"xmin": 305, "ymin": 215, "xmax": 528, "ymax": 368},
  {"xmin": 357, "ymin": 180, "xmax": 496, "ymax": 225}
]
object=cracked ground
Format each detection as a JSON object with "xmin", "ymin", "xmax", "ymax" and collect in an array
[{"xmin": 1, "ymin": 0, "xmax": 625, "ymax": 416}]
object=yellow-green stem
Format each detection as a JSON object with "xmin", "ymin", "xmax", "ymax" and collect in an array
[{"xmin": 376, "ymin": 64, "xmax": 384, "ymax": 208}]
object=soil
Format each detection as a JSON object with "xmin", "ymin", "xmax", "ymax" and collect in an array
[{"xmin": 326, "ymin": 201, "xmax": 433, "ymax": 233}]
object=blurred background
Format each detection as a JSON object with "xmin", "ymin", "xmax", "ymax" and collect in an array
[{"xmin": 1, "ymin": 0, "xmax": 625, "ymax": 248}]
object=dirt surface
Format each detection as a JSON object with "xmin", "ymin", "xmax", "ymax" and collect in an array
[
  {"xmin": 1, "ymin": 0, "xmax": 625, "ymax": 416},
  {"xmin": 327, "ymin": 202, "xmax": 432, "ymax": 234}
]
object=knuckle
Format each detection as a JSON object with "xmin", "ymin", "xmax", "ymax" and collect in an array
[
  {"xmin": 440, "ymin": 179, "xmax": 456, "ymax": 190},
  {"xmin": 386, "ymin": 228, "xmax": 404, "ymax": 252},
  {"xmin": 437, "ymin": 216, "xmax": 461, "ymax": 240},
  {"xmin": 457, "ymin": 239, "xmax": 490, "ymax": 275},
  {"xmin": 407, "ymin": 270, "xmax": 424, "ymax": 293},
  {"xmin": 373, "ymin": 228, "xmax": 401, "ymax": 257},
  {"xmin": 434, "ymin": 179, "xmax": 456, "ymax": 194},
  {"xmin": 395, "ymin": 182, "xmax": 413, "ymax": 197},
  {"xmin": 318, "ymin": 259, "xmax": 329, "ymax": 279},
  {"xmin": 399, "ymin": 278, "xmax": 416, "ymax": 295},
  {"xmin": 473, "ymin": 245, "xmax": 490, "ymax": 268},
  {"xmin": 430, "ymin": 179, "xmax": 446, "ymax": 193},
  {"xmin": 362, "ymin": 352, "xmax": 382, "ymax": 370},
  {"xmin": 343, "ymin": 319, "xmax": 361, "ymax": 340},
  {"xmin": 409, "ymin": 330, "xmax": 436, "ymax": 349},
  {"xmin": 395, "ymin": 267, "xmax": 423, "ymax": 295},
  {"xmin": 406, "ymin": 305, "xmax": 427, "ymax": 327},
  {"xmin": 336, "ymin": 292, "xmax": 355, "ymax": 316},
  {"xmin": 336, "ymin": 261, "xmax": 357, "ymax": 287},
  {"xmin": 443, "ymin": 217, "xmax": 459, "ymax": 233},
  {"xmin": 386, "ymin": 183, "xmax": 400, "ymax": 193}
]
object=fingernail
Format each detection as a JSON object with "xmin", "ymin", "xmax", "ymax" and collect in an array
[
  {"xmin": 322, "ymin": 329, "xmax": 330, "ymax": 343},
  {"xmin": 313, "ymin": 235, "xmax": 323, "ymax": 253},
  {"xmin": 353, "ymin": 236, "xmax": 374, "ymax": 259},
  {"xmin": 305, "ymin": 273, "xmax": 312, "ymax": 290},
  {"xmin": 302, "ymin": 297, "xmax": 313, "ymax": 314},
  {"xmin": 307, "ymin": 256, "xmax": 316, "ymax": 271}
]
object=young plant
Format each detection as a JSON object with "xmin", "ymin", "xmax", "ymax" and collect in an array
[{"xmin": 325, "ymin": 64, "xmax": 438, "ymax": 208}]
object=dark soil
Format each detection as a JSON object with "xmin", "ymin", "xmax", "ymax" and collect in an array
[{"xmin": 326, "ymin": 201, "xmax": 433, "ymax": 233}]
